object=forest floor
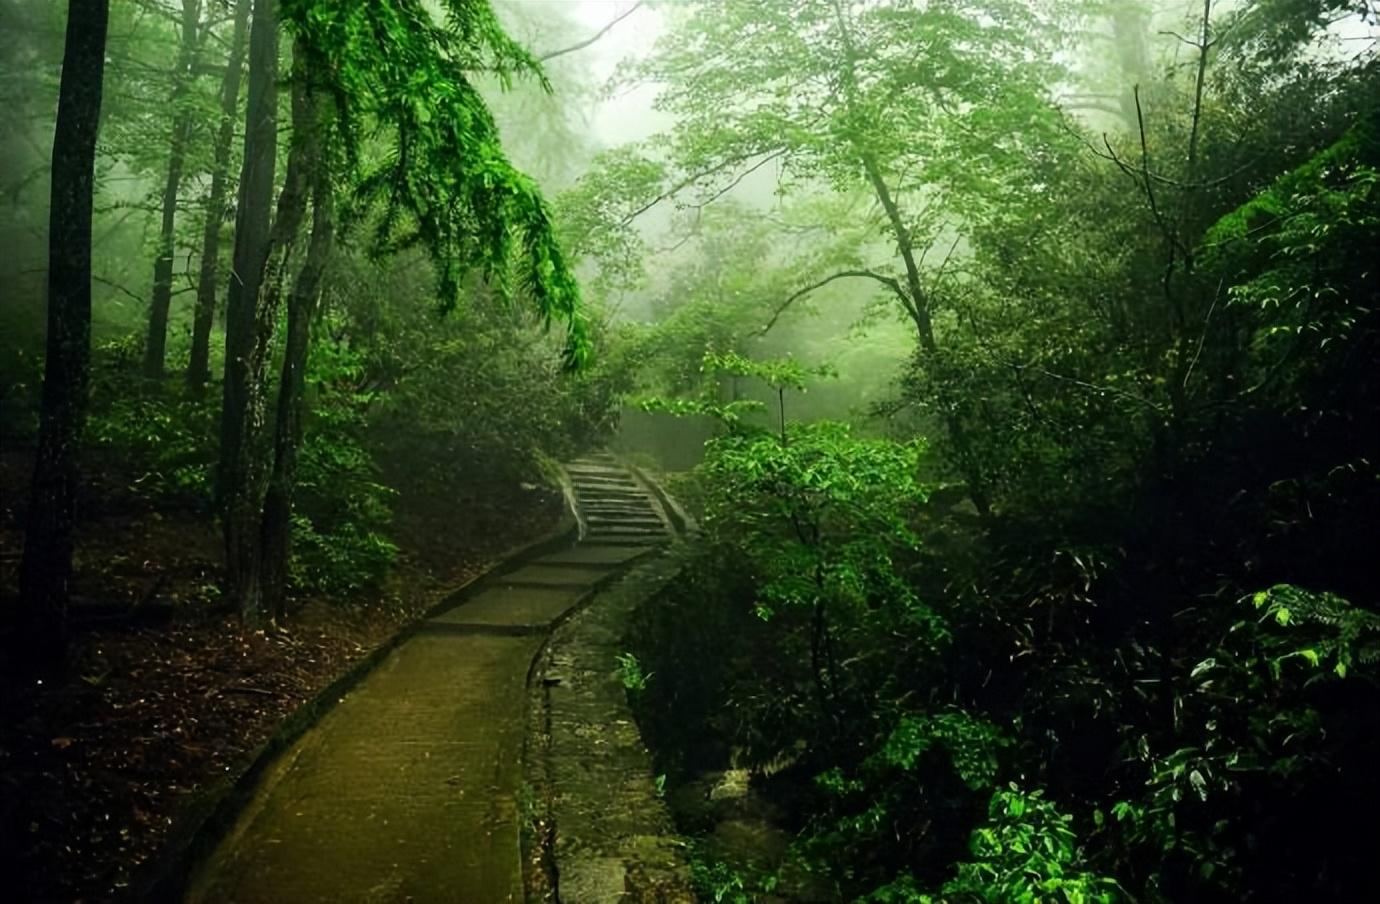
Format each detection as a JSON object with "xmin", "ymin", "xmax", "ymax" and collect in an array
[{"xmin": 0, "ymin": 447, "xmax": 562, "ymax": 903}]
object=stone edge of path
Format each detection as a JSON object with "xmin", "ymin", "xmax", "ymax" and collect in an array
[
  {"xmin": 624, "ymin": 461, "xmax": 697, "ymax": 538},
  {"xmin": 131, "ymin": 481, "xmax": 583, "ymax": 904},
  {"xmin": 524, "ymin": 546, "xmax": 697, "ymax": 904}
]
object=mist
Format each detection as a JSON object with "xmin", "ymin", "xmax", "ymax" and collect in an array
[{"xmin": 2, "ymin": 1, "xmax": 1377, "ymax": 901}]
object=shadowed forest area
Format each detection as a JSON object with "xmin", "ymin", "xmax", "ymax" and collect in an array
[{"xmin": 1, "ymin": 0, "xmax": 1377, "ymax": 902}]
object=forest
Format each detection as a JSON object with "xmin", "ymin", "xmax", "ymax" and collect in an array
[{"xmin": 0, "ymin": 0, "xmax": 1376, "ymax": 902}]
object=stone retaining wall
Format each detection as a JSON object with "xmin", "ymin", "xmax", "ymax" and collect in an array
[{"xmin": 526, "ymin": 552, "xmax": 695, "ymax": 903}]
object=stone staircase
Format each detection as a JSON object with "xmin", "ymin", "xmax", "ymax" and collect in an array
[{"xmin": 566, "ymin": 452, "xmax": 674, "ymax": 545}]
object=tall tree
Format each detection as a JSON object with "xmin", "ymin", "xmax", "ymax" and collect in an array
[
  {"xmin": 143, "ymin": 0, "xmax": 204, "ymax": 379},
  {"xmin": 261, "ymin": 69, "xmax": 333, "ymax": 625},
  {"xmin": 625, "ymin": 0, "xmax": 1066, "ymax": 514},
  {"xmin": 188, "ymin": 0, "xmax": 251, "ymax": 390},
  {"xmin": 208, "ymin": 0, "xmax": 591, "ymax": 625},
  {"xmin": 226, "ymin": 33, "xmax": 317, "ymax": 625},
  {"xmin": 15, "ymin": 0, "xmax": 111, "ymax": 668},
  {"xmin": 218, "ymin": 0, "xmax": 280, "ymax": 624}
]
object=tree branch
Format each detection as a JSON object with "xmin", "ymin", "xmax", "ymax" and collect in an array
[
  {"xmin": 538, "ymin": 2, "xmax": 643, "ymax": 62},
  {"xmin": 1186, "ymin": 0, "xmax": 1213, "ymax": 180},
  {"xmin": 755, "ymin": 269, "xmax": 909, "ymax": 336},
  {"xmin": 93, "ymin": 274, "xmax": 148, "ymax": 307},
  {"xmin": 685, "ymin": 149, "xmax": 787, "ymax": 210},
  {"xmin": 613, "ymin": 146, "xmax": 782, "ymax": 231}
]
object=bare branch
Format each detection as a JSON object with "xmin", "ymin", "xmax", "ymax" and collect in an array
[
  {"xmin": 931, "ymin": 234, "xmax": 963, "ymax": 288},
  {"xmin": 613, "ymin": 147, "xmax": 783, "ymax": 230},
  {"xmin": 1134, "ymin": 85, "xmax": 1187, "ymax": 326},
  {"xmin": 1186, "ymin": 0, "xmax": 1213, "ymax": 178},
  {"xmin": 755, "ymin": 269, "xmax": 909, "ymax": 337},
  {"xmin": 1015, "ymin": 361, "xmax": 1167, "ymax": 415},
  {"xmin": 538, "ymin": 2, "xmax": 644, "ymax": 62},
  {"xmin": 684, "ymin": 149, "xmax": 787, "ymax": 211},
  {"xmin": 1182, "ymin": 276, "xmax": 1225, "ymax": 392},
  {"xmin": 93, "ymin": 275, "xmax": 148, "ymax": 307}
]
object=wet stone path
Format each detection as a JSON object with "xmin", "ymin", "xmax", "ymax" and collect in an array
[{"xmin": 186, "ymin": 454, "xmax": 674, "ymax": 904}]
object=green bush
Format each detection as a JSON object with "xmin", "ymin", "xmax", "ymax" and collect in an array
[{"xmin": 86, "ymin": 336, "xmax": 218, "ymax": 505}]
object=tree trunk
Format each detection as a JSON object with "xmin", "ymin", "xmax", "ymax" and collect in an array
[
  {"xmin": 221, "ymin": 35, "xmax": 317, "ymax": 626},
  {"xmin": 262, "ymin": 70, "xmax": 334, "ymax": 626},
  {"xmin": 15, "ymin": 0, "xmax": 111, "ymax": 670},
  {"xmin": 219, "ymin": 0, "xmax": 281, "ymax": 626},
  {"xmin": 862, "ymin": 155, "xmax": 992, "ymax": 518},
  {"xmin": 144, "ymin": 0, "xmax": 202, "ymax": 379},
  {"xmin": 830, "ymin": 0, "xmax": 991, "ymax": 517},
  {"xmin": 187, "ymin": 0, "xmax": 251, "ymax": 390}
]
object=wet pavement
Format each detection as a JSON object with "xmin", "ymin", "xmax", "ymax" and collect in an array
[{"xmin": 185, "ymin": 455, "xmax": 672, "ymax": 903}]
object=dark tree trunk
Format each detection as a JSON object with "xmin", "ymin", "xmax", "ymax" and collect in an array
[
  {"xmin": 219, "ymin": 0, "xmax": 281, "ymax": 625},
  {"xmin": 15, "ymin": 0, "xmax": 111, "ymax": 670},
  {"xmin": 144, "ymin": 0, "xmax": 202, "ymax": 379},
  {"xmin": 261, "ymin": 114, "xmax": 334, "ymax": 624},
  {"xmin": 222, "ymin": 34, "xmax": 318, "ymax": 626},
  {"xmin": 187, "ymin": 0, "xmax": 251, "ymax": 390},
  {"xmin": 862, "ymin": 154, "xmax": 992, "ymax": 518}
]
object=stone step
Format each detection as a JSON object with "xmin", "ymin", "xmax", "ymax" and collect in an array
[
  {"xmin": 572, "ymin": 487, "xmax": 640, "ymax": 498},
  {"xmin": 571, "ymin": 482, "xmax": 639, "ymax": 493},
  {"xmin": 567, "ymin": 464, "xmax": 632, "ymax": 478},
  {"xmin": 582, "ymin": 512, "xmax": 659, "ymax": 523},
  {"xmin": 579, "ymin": 536, "xmax": 664, "ymax": 547},
  {"xmin": 582, "ymin": 513, "xmax": 659, "ymax": 523},
  {"xmin": 535, "ymin": 545, "xmax": 652, "ymax": 566},
  {"xmin": 576, "ymin": 494, "xmax": 650, "ymax": 506},
  {"xmin": 586, "ymin": 530, "xmax": 668, "ymax": 543},
  {"xmin": 496, "ymin": 563, "xmax": 609, "ymax": 587},
  {"xmin": 585, "ymin": 517, "xmax": 666, "ymax": 530},
  {"xmin": 570, "ymin": 477, "xmax": 640, "ymax": 491},
  {"xmin": 570, "ymin": 455, "xmax": 618, "ymax": 467}
]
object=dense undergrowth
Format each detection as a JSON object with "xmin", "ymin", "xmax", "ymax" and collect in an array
[
  {"xmin": 615, "ymin": 31, "xmax": 1380, "ymax": 904},
  {"xmin": 632, "ymin": 338, "xmax": 1378, "ymax": 901}
]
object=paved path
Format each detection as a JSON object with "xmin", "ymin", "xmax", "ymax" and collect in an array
[{"xmin": 186, "ymin": 455, "xmax": 673, "ymax": 904}]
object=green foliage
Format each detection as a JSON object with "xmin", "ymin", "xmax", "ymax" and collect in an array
[
  {"xmin": 555, "ymin": 147, "xmax": 666, "ymax": 295},
  {"xmin": 1248, "ymin": 584, "xmax": 1380, "ymax": 678},
  {"xmin": 699, "ymin": 421, "xmax": 929, "ymax": 639},
  {"xmin": 5, "ymin": 0, "xmax": 1378, "ymax": 897},
  {"xmin": 282, "ymin": 0, "xmax": 590, "ymax": 366},
  {"xmin": 326, "ymin": 256, "xmax": 609, "ymax": 491},
  {"xmin": 638, "ymin": 352, "xmax": 838, "ymax": 433},
  {"xmin": 614, "ymin": 8, "xmax": 1380, "ymax": 895},
  {"xmin": 287, "ymin": 333, "xmax": 399, "ymax": 595},
  {"xmin": 86, "ymin": 337, "xmax": 218, "ymax": 504},
  {"xmin": 932, "ymin": 786, "xmax": 1121, "ymax": 904},
  {"xmin": 614, "ymin": 651, "xmax": 652, "ymax": 692},
  {"xmin": 287, "ymin": 511, "xmax": 397, "ymax": 595},
  {"xmin": 1217, "ymin": 0, "xmax": 1377, "ymax": 63},
  {"xmin": 874, "ymin": 711, "xmax": 1008, "ymax": 791},
  {"xmin": 857, "ymin": 788, "xmax": 1121, "ymax": 902},
  {"xmin": 688, "ymin": 845, "xmax": 780, "ymax": 904},
  {"xmin": 1206, "ymin": 112, "xmax": 1380, "ymax": 412}
]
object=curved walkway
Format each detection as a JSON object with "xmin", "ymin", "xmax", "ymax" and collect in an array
[{"xmin": 185, "ymin": 454, "xmax": 675, "ymax": 903}]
